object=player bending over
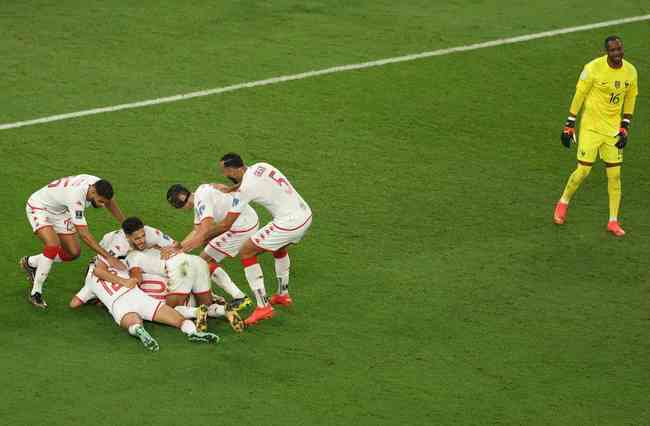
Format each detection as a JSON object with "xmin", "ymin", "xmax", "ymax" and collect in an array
[
  {"xmin": 20, "ymin": 175, "xmax": 126, "ymax": 309},
  {"xmin": 69, "ymin": 254, "xmax": 219, "ymax": 351},
  {"xmin": 164, "ymin": 183, "xmax": 259, "ymax": 311},
  {"xmin": 210, "ymin": 153, "xmax": 313, "ymax": 326},
  {"xmin": 554, "ymin": 36, "xmax": 639, "ymax": 236}
]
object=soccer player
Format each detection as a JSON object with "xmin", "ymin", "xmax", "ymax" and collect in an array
[
  {"xmin": 20, "ymin": 174, "xmax": 126, "ymax": 309},
  {"xmin": 213, "ymin": 153, "xmax": 313, "ymax": 325},
  {"xmin": 554, "ymin": 36, "xmax": 639, "ymax": 236},
  {"xmin": 69, "ymin": 254, "xmax": 219, "ymax": 351},
  {"xmin": 120, "ymin": 218, "xmax": 244, "ymax": 332},
  {"xmin": 165, "ymin": 183, "xmax": 258, "ymax": 311}
]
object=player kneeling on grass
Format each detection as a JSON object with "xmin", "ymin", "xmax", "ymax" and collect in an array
[
  {"xmin": 121, "ymin": 217, "xmax": 244, "ymax": 333},
  {"xmin": 69, "ymin": 254, "xmax": 219, "ymax": 351}
]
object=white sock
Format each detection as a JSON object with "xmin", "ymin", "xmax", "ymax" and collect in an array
[
  {"xmin": 211, "ymin": 267, "xmax": 246, "ymax": 299},
  {"xmin": 128, "ymin": 324, "xmax": 141, "ymax": 336},
  {"xmin": 207, "ymin": 303, "xmax": 225, "ymax": 318},
  {"xmin": 28, "ymin": 254, "xmax": 42, "ymax": 268},
  {"xmin": 174, "ymin": 306, "xmax": 198, "ymax": 319},
  {"xmin": 32, "ymin": 256, "xmax": 54, "ymax": 295},
  {"xmin": 274, "ymin": 254, "xmax": 291, "ymax": 295},
  {"xmin": 180, "ymin": 320, "xmax": 197, "ymax": 335},
  {"xmin": 244, "ymin": 263, "xmax": 268, "ymax": 307}
]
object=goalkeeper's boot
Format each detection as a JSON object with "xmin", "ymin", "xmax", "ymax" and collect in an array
[
  {"xmin": 29, "ymin": 292, "xmax": 48, "ymax": 310},
  {"xmin": 225, "ymin": 307, "xmax": 246, "ymax": 333},
  {"xmin": 553, "ymin": 201, "xmax": 569, "ymax": 225},
  {"xmin": 195, "ymin": 304, "xmax": 209, "ymax": 333},
  {"xmin": 188, "ymin": 331, "xmax": 220, "ymax": 344},
  {"xmin": 226, "ymin": 295, "xmax": 252, "ymax": 312},
  {"xmin": 607, "ymin": 221, "xmax": 626, "ymax": 237},
  {"xmin": 134, "ymin": 325, "xmax": 159, "ymax": 352},
  {"xmin": 19, "ymin": 256, "xmax": 37, "ymax": 284},
  {"xmin": 244, "ymin": 305, "xmax": 275, "ymax": 326},
  {"xmin": 269, "ymin": 293, "xmax": 293, "ymax": 307}
]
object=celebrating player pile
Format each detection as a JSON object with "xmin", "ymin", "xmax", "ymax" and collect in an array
[{"xmin": 554, "ymin": 36, "xmax": 639, "ymax": 236}]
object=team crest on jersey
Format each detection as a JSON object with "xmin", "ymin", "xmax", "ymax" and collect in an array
[
  {"xmin": 625, "ymin": 81, "xmax": 630, "ymax": 88},
  {"xmin": 615, "ymin": 81, "xmax": 621, "ymax": 89},
  {"xmin": 254, "ymin": 166, "xmax": 266, "ymax": 177},
  {"xmin": 195, "ymin": 204, "xmax": 206, "ymax": 217},
  {"xmin": 75, "ymin": 210, "xmax": 83, "ymax": 219}
]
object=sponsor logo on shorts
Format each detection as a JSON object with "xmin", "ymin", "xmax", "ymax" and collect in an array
[
  {"xmin": 232, "ymin": 198, "xmax": 240, "ymax": 207},
  {"xmin": 75, "ymin": 210, "xmax": 83, "ymax": 219}
]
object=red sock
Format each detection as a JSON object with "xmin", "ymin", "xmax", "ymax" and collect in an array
[
  {"xmin": 43, "ymin": 245, "xmax": 59, "ymax": 260},
  {"xmin": 241, "ymin": 257, "xmax": 258, "ymax": 267}
]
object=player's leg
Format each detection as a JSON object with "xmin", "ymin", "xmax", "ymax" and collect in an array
[
  {"xmin": 23, "ymin": 226, "xmax": 60, "ymax": 308},
  {"xmin": 202, "ymin": 239, "xmax": 250, "ymax": 310},
  {"xmin": 554, "ymin": 130, "xmax": 598, "ymax": 224},
  {"xmin": 152, "ymin": 304, "xmax": 219, "ymax": 343},
  {"xmin": 267, "ymin": 218, "xmax": 312, "ymax": 307},
  {"xmin": 57, "ymin": 232, "xmax": 82, "ymax": 261},
  {"xmin": 239, "ymin": 236, "xmax": 274, "ymax": 325},
  {"xmin": 602, "ymin": 143, "xmax": 625, "ymax": 236},
  {"xmin": 120, "ymin": 312, "xmax": 159, "ymax": 352}
]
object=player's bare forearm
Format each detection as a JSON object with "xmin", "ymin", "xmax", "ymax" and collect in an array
[
  {"xmin": 129, "ymin": 267, "xmax": 143, "ymax": 285},
  {"xmin": 106, "ymin": 199, "xmax": 126, "ymax": 223},
  {"xmin": 214, "ymin": 212, "xmax": 239, "ymax": 236},
  {"xmin": 212, "ymin": 182, "xmax": 241, "ymax": 193},
  {"xmin": 94, "ymin": 262, "xmax": 134, "ymax": 287},
  {"xmin": 77, "ymin": 226, "xmax": 111, "ymax": 258}
]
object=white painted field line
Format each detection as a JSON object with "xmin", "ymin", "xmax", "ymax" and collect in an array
[{"xmin": 2, "ymin": 14, "xmax": 649, "ymax": 131}]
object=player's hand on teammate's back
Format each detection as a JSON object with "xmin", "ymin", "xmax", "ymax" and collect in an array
[
  {"xmin": 160, "ymin": 246, "xmax": 180, "ymax": 260},
  {"xmin": 211, "ymin": 183, "xmax": 230, "ymax": 192},
  {"xmin": 560, "ymin": 116, "xmax": 576, "ymax": 148},
  {"xmin": 123, "ymin": 278, "xmax": 138, "ymax": 289}
]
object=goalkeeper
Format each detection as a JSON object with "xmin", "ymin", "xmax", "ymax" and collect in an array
[{"xmin": 553, "ymin": 36, "xmax": 638, "ymax": 236}]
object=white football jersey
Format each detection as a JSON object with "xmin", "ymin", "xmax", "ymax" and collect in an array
[
  {"xmin": 229, "ymin": 163, "xmax": 311, "ymax": 227},
  {"xmin": 125, "ymin": 248, "xmax": 167, "ymax": 277},
  {"xmin": 29, "ymin": 174, "xmax": 100, "ymax": 226},
  {"xmin": 75, "ymin": 263, "xmax": 132, "ymax": 310},
  {"xmin": 99, "ymin": 226, "xmax": 175, "ymax": 259},
  {"xmin": 193, "ymin": 184, "xmax": 258, "ymax": 231}
]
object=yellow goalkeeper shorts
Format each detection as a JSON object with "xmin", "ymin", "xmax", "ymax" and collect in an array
[{"xmin": 577, "ymin": 129, "xmax": 623, "ymax": 164}]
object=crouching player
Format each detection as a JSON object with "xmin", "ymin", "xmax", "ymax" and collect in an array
[{"xmin": 69, "ymin": 255, "xmax": 219, "ymax": 351}]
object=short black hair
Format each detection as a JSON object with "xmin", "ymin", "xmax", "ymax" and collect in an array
[
  {"xmin": 221, "ymin": 152, "xmax": 244, "ymax": 168},
  {"xmin": 604, "ymin": 35, "xmax": 621, "ymax": 49},
  {"xmin": 94, "ymin": 179, "xmax": 114, "ymax": 199},
  {"xmin": 122, "ymin": 217, "xmax": 144, "ymax": 235},
  {"xmin": 166, "ymin": 184, "xmax": 191, "ymax": 208}
]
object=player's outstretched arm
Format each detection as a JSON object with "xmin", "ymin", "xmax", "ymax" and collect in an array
[
  {"xmin": 77, "ymin": 226, "xmax": 126, "ymax": 271},
  {"xmin": 211, "ymin": 183, "xmax": 240, "ymax": 193},
  {"xmin": 180, "ymin": 219, "xmax": 219, "ymax": 253},
  {"xmin": 93, "ymin": 260, "xmax": 137, "ymax": 288},
  {"xmin": 214, "ymin": 212, "xmax": 239, "ymax": 236},
  {"xmin": 106, "ymin": 198, "xmax": 126, "ymax": 223}
]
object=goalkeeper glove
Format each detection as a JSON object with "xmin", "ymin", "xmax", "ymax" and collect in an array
[
  {"xmin": 615, "ymin": 119, "xmax": 630, "ymax": 149},
  {"xmin": 560, "ymin": 116, "xmax": 576, "ymax": 148}
]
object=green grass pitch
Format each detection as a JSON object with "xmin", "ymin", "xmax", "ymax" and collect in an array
[{"xmin": 1, "ymin": 1, "xmax": 649, "ymax": 424}]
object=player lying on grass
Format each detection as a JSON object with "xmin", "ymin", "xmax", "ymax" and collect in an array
[
  {"xmin": 164, "ymin": 183, "xmax": 258, "ymax": 311},
  {"xmin": 121, "ymin": 217, "xmax": 244, "ymax": 332},
  {"xmin": 69, "ymin": 254, "xmax": 219, "ymax": 351},
  {"xmin": 20, "ymin": 175, "xmax": 126, "ymax": 309}
]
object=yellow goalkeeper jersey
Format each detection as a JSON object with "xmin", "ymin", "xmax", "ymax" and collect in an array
[{"xmin": 570, "ymin": 55, "xmax": 638, "ymax": 136}]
